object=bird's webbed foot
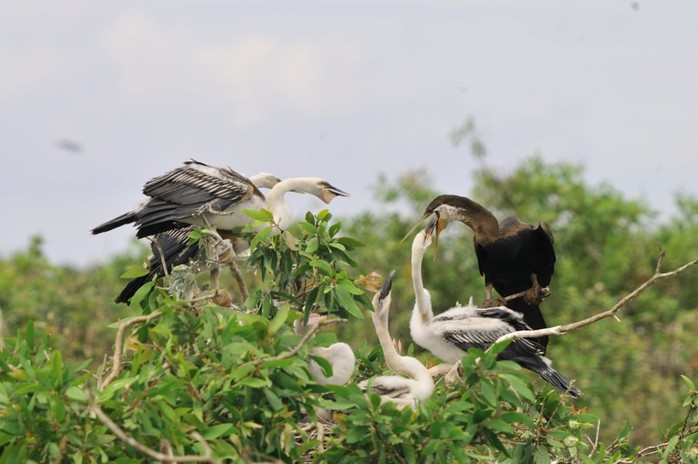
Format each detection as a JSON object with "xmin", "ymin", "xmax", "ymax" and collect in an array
[
  {"xmin": 482, "ymin": 298, "xmax": 506, "ymax": 308},
  {"xmin": 523, "ymin": 273, "xmax": 550, "ymax": 305}
]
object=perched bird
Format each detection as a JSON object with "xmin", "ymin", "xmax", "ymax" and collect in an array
[
  {"xmin": 294, "ymin": 314, "xmax": 356, "ymax": 386},
  {"xmin": 98, "ymin": 163, "xmax": 349, "ymax": 303},
  {"xmin": 409, "ymin": 217, "xmax": 580, "ymax": 397},
  {"xmin": 358, "ymin": 271, "xmax": 434, "ymax": 409},
  {"xmin": 410, "ymin": 194, "xmax": 555, "ymax": 351},
  {"xmin": 92, "ymin": 160, "xmax": 267, "ymax": 237},
  {"xmin": 113, "ymin": 172, "xmax": 281, "ymax": 304}
]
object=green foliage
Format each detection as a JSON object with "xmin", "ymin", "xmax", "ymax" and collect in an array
[
  {"xmin": 344, "ymin": 157, "xmax": 698, "ymax": 448},
  {"xmin": 0, "ymin": 236, "xmax": 139, "ymax": 361},
  {"xmin": 246, "ymin": 209, "xmax": 370, "ymax": 320},
  {"xmin": 1, "ymin": 157, "xmax": 697, "ymax": 461}
]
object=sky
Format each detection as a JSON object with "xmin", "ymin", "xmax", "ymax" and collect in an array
[{"xmin": 1, "ymin": 1, "xmax": 697, "ymax": 267}]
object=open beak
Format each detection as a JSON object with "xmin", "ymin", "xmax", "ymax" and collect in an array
[
  {"xmin": 378, "ymin": 270, "xmax": 395, "ymax": 302},
  {"xmin": 321, "ymin": 182, "xmax": 350, "ymax": 203},
  {"xmin": 401, "ymin": 213, "xmax": 429, "ymax": 243},
  {"xmin": 424, "ymin": 214, "xmax": 444, "ymax": 258}
]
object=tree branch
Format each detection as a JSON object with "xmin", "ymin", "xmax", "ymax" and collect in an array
[
  {"xmin": 494, "ymin": 253, "xmax": 698, "ymax": 345},
  {"xmin": 98, "ymin": 311, "xmax": 163, "ymax": 390},
  {"xmin": 86, "ymin": 388, "xmax": 220, "ymax": 463},
  {"xmin": 249, "ymin": 318, "xmax": 345, "ymax": 367}
]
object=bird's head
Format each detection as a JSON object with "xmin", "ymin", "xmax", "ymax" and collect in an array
[
  {"xmin": 372, "ymin": 270, "xmax": 395, "ymax": 324},
  {"xmin": 316, "ymin": 180, "xmax": 350, "ymax": 204},
  {"xmin": 401, "ymin": 194, "xmax": 465, "ymax": 252},
  {"xmin": 293, "ymin": 313, "xmax": 327, "ymax": 335},
  {"xmin": 250, "ymin": 172, "xmax": 282, "ymax": 190},
  {"xmin": 289, "ymin": 178, "xmax": 350, "ymax": 204}
]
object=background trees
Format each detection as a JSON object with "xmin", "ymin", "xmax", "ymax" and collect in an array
[{"xmin": 1, "ymin": 155, "xmax": 697, "ymax": 461}]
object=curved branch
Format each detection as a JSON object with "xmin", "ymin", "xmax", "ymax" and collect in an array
[
  {"xmin": 249, "ymin": 318, "xmax": 346, "ymax": 367},
  {"xmin": 98, "ymin": 311, "xmax": 163, "ymax": 390},
  {"xmin": 495, "ymin": 253, "xmax": 698, "ymax": 345},
  {"xmin": 86, "ymin": 389, "xmax": 220, "ymax": 463}
]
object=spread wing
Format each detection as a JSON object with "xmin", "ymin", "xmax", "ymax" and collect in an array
[{"xmin": 135, "ymin": 160, "xmax": 261, "ymax": 237}]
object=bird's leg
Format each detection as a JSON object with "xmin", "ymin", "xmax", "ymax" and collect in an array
[
  {"xmin": 443, "ymin": 361, "xmax": 463, "ymax": 385},
  {"xmin": 210, "ymin": 266, "xmax": 221, "ymax": 292},
  {"xmin": 482, "ymin": 283, "xmax": 505, "ymax": 308},
  {"xmin": 228, "ymin": 258, "xmax": 249, "ymax": 302},
  {"xmin": 202, "ymin": 204, "xmax": 235, "ymax": 217},
  {"xmin": 524, "ymin": 273, "xmax": 550, "ymax": 305},
  {"xmin": 428, "ymin": 363, "xmax": 454, "ymax": 378}
]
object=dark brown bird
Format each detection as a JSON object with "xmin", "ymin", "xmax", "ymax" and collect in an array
[{"xmin": 411, "ymin": 194, "xmax": 555, "ymax": 352}]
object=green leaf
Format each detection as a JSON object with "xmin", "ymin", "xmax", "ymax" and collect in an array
[
  {"xmin": 25, "ymin": 320, "xmax": 35, "ymax": 350},
  {"xmin": 51, "ymin": 351, "xmax": 64, "ymax": 387},
  {"xmin": 500, "ymin": 412, "xmax": 535, "ymax": 428},
  {"xmin": 129, "ymin": 281, "xmax": 155, "ymax": 307},
  {"xmin": 681, "ymin": 375, "xmax": 696, "ymax": 392},
  {"xmin": 333, "ymin": 285, "xmax": 364, "ymax": 319},
  {"xmin": 500, "ymin": 373, "xmax": 535, "ymax": 403},
  {"xmin": 268, "ymin": 304, "xmax": 290, "ymax": 335},
  {"xmin": 243, "ymin": 208, "xmax": 274, "ymax": 222},
  {"xmin": 65, "ymin": 386, "xmax": 87, "ymax": 403},
  {"xmin": 317, "ymin": 209, "xmax": 331, "ymax": 221},
  {"xmin": 311, "ymin": 258, "xmax": 334, "ymax": 276},
  {"xmin": 304, "ymin": 237, "xmax": 319, "ymax": 255},
  {"xmin": 120, "ymin": 263, "xmax": 149, "ymax": 279},
  {"xmin": 201, "ymin": 423, "xmax": 234, "ymax": 440}
]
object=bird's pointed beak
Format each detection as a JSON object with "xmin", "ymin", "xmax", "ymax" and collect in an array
[
  {"xmin": 321, "ymin": 182, "xmax": 350, "ymax": 203},
  {"xmin": 424, "ymin": 214, "xmax": 444, "ymax": 258},
  {"xmin": 400, "ymin": 214, "xmax": 429, "ymax": 243},
  {"xmin": 378, "ymin": 270, "xmax": 395, "ymax": 302}
]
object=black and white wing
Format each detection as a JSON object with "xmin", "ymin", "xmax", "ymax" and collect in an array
[{"xmin": 135, "ymin": 160, "xmax": 262, "ymax": 237}]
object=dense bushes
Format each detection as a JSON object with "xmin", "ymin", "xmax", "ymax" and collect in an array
[{"xmin": 1, "ymin": 156, "xmax": 698, "ymax": 461}]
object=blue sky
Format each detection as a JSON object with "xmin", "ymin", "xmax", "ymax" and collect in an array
[{"xmin": 1, "ymin": 1, "xmax": 696, "ymax": 266}]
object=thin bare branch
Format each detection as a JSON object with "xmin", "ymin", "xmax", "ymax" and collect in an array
[
  {"xmin": 229, "ymin": 260, "xmax": 249, "ymax": 301},
  {"xmin": 98, "ymin": 311, "xmax": 163, "ymax": 390},
  {"xmin": 249, "ymin": 318, "xmax": 345, "ymax": 367},
  {"xmin": 86, "ymin": 389, "xmax": 220, "ymax": 463},
  {"xmin": 495, "ymin": 254, "xmax": 698, "ymax": 345},
  {"xmin": 151, "ymin": 235, "xmax": 170, "ymax": 278}
]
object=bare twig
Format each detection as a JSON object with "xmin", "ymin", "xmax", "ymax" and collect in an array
[
  {"xmin": 495, "ymin": 253, "xmax": 698, "ymax": 345},
  {"xmin": 587, "ymin": 420, "xmax": 601, "ymax": 457},
  {"xmin": 86, "ymin": 389, "xmax": 220, "ymax": 463},
  {"xmin": 229, "ymin": 260, "xmax": 249, "ymax": 301},
  {"xmin": 203, "ymin": 225, "xmax": 250, "ymax": 301},
  {"xmin": 249, "ymin": 318, "xmax": 345, "ymax": 367},
  {"xmin": 98, "ymin": 311, "xmax": 163, "ymax": 390},
  {"xmin": 152, "ymin": 236, "xmax": 170, "ymax": 278}
]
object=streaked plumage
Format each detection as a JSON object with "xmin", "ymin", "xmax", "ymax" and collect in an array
[
  {"xmin": 92, "ymin": 160, "xmax": 268, "ymax": 237},
  {"xmin": 113, "ymin": 172, "xmax": 281, "ymax": 303},
  {"xmin": 358, "ymin": 271, "xmax": 434, "ymax": 409},
  {"xmin": 105, "ymin": 168, "xmax": 349, "ymax": 303},
  {"xmin": 409, "ymin": 219, "xmax": 580, "ymax": 397}
]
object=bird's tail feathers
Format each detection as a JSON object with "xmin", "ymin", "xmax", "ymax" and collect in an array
[
  {"xmin": 534, "ymin": 365, "xmax": 582, "ymax": 398},
  {"xmin": 92, "ymin": 211, "xmax": 137, "ymax": 234},
  {"xmin": 115, "ymin": 274, "xmax": 152, "ymax": 303}
]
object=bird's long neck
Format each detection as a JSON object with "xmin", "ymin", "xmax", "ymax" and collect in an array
[
  {"xmin": 373, "ymin": 313, "xmax": 403, "ymax": 371},
  {"xmin": 372, "ymin": 313, "xmax": 434, "ymax": 396},
  {"xmin": 445, "ymin": 198, "xmax": 499, "ymax": 244},
  {"xmin": 411, "ymin": 232, "xmax": 434, "ymax": 324},
  {"xmin": 265, "ymin": 178, "xmax": 314, "ymax": 229}
]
